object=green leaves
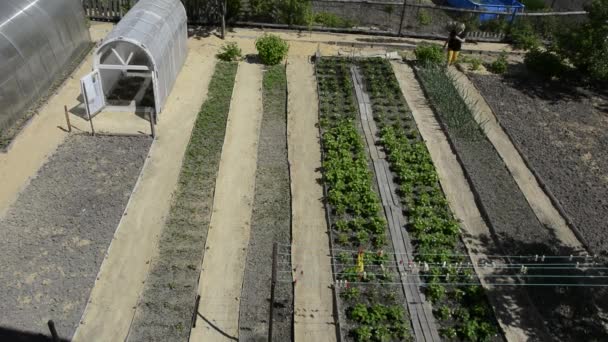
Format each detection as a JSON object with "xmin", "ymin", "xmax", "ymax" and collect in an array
[{"xmin": 255, "ymin": 34, "xmax": 289, "ymax": 65}]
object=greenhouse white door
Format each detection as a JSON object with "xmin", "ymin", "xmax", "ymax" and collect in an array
[{"xmin": 81, "ymin": 70, "xmax": 105, "ymax": 118}]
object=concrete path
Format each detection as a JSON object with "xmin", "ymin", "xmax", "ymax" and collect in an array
[
  {"xmin": 447, "ymin": 68, "xmax": 584, "ymax": 251},
  {"xmin": 287, "ymin": 57, "xmax": 337, "ymax": 342},
  {"xmin": 72, "ymin": 40, "xmax": 219, "ymax": 342},
  {"xmin": 392, "ymin": 62, "xmax": 551, "ymax": 342},
  {"xmin": 189, "ymin": 62, "xmax": 264, "ymax": 342}
]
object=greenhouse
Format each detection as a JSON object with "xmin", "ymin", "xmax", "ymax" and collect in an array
[
  {"xmin": 87, "ymin": 0, "xmax": 188, "ymax": 116},
  {"xmin": 0, "ymin": 0, "xmax": 90, "ymax": 133}
]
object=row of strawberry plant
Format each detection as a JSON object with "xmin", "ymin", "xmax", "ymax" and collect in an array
[
  {"xmin": 358, "ymin": 58, "xmax": 501, "ymax": 342},
  {"xmin": 317, "ymin": 57, "xmax": 413, "ymax": 342}
]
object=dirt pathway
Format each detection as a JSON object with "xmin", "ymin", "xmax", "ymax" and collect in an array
[
  {"xmin": 447, "ymin": 68, "xmax": 584, "ymax": 251},
  {"xmin": 392, "ymin": 61, "xmax": 551, "ymax": 341},
  {"xmin": 189, "ymin": 62, "xmax": 263, "ymax": 342},
  {"xmin": 72, "ymin": 45, "xmax": 218, "ymax": 342},
  {"xmin": 287, "ymin": 57, "xmax": 337, "ymax": 342}
]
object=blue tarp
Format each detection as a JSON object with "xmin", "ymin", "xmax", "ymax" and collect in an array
[{"xmin": 447, "ymin": 0, "xmax": 525, "ymax": 21}]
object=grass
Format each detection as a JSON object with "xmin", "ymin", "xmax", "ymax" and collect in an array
[{"xmin": 127, "ymin": 62, "xmax": 238, "ymax": 341}]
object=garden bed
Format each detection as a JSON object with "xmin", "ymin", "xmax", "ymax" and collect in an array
[
  {"xmin": 316, "ymin": 57, "xmax": 413, "ymax": 342},
  {"xmin": 127, "ymin": 62, "xmax": 238, "ymax": 341},
  {"xmin": 239, "ymin": 65, "xmax": 293, "ymax": 341},
  {"xmin": 0, "ymin": 134, "xmax": 151, "ymax": 339},
  {"xmin": 417, "ymin": 66, "xmax": 608, "ymax": 341},
  {"xmin": 358, "ymin": 58, "xmax": 500, "ymax": 342},
  {"xmin": 469, "ymin": 73, "xmax": 608, "ymax": 256}
]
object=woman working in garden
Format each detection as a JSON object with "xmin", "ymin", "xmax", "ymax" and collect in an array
[{"xmin": 444, "ymin": 23, "xmax": 466, "ymax": 66}]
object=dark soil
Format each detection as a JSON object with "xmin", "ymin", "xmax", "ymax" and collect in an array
[
  {"xmin": 127, "ymin": 62, "xmax": 237, "ymax": 342},
  {"xmin": 238, "ymin": 65, "xmax": 293, "ymax": 341},
  {"xmin": 417, "ymin": 66, "xmax": 608, "ymax": 341},
  {"xmin": 0, "ymin": 134, "xmax": 151, "ymax": 340}
]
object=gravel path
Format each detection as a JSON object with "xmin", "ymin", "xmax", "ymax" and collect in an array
[
  {"xmin": 417, "ymin": 67, "xmax": 608, "ymax": 341},
  {"xmin": 469, "ymin": 74, "xmax": 608, "ymax": 255},
  {"xmin": 238, "ymin": 65, "xmax": 292, "ymax": 341},
  {"xmin": 0, "ymin": 135, "xmax": 151, "ymax": 340}
]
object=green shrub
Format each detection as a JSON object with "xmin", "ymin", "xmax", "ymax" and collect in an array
[
  {"xmin": 314, "ymin": 12, "xmax": 355, "ymax": 28},
  {"xmin": 414, "ymin": 43, "xmax": 444, "ymax": 66},
  {"xmin": 488, "ymin": 53, "xmax": 508, "ymax": 74},
  {"xmin": 510, "ymin": 22, "xmax": 541, "ymax": 50},
  {"xmin": 353, "ymin": 325, "xmax": 373, "ymax": 341},
  {"xmin": 470, "ymin": 57, "xmax": 482, "ymax": 71},
  {"xmin": 552, "ymin": 0, "xmax": 608, "ymax": 82},
  {"xmin": 255, "ymin": 34, "xmax": 289, "ymax": 65},
  {"xmin": 277, "ymin": 0, "xmax": 311, "ymax": 25},
  {"xmin": 340, "ymin": 287, "xmax": 360, "ymax": 301},
  {"xmin": 417, "ymin": 9, "xmax": 432, "ymax": 26},
  {"xmin": 524, "ymin": 48, "xmax": 566, "ymax": 79},
  {"xmin": 216, "ymin": 42, "xmax": 242, "ymax": 62}
]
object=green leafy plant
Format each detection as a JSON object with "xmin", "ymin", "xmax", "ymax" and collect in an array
[
  {"xmin": 255, "ymin": 34, "xmax": 289, "ymax": 65},
  {"xmin": 440, "ymin": 326, "xmax": 458, "ymax": 339},
  {"xmin": 414, "ymin": 43, "xmax": 445, "ymax": 66},
  {"xmin": 489, "ymin": 53, "xmax": 508, "ymax": 74},
  {"xmin": 216, "ymin": 42, "xmax": 242, "ymax": 61},
  {"xmin": 417, "ymin": 9, "xmax": 432, "ymax": 26},
  {"xmin": 314, "ymin": 12, "xmax": 355, "ymax": 28},
  {"xmin": 469, "ymin": 57, "xmax": 482, "ymax": 71},
  {"xmin": 524, "ymin": 48, "xmax": 567, "ymax": 79},
  {"xmin": 509, "ymin": 22, "xmax": 541, "ymax": 51},
  {"xmin": 341, "ymin": 287, "xmax": 360, "ymax": 301}
]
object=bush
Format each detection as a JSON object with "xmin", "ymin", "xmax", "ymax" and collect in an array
[
  {"xmin": 470, "ymin": 57, "xmax": 482, "ymax": 71},
  {"xmin": 488, "ymin": 54, "xmax": 508, "ymax": 74},
  {"xmin": 509, "ymin": 22, "xmax": 541, "ymax": 50},
  {"xmin": 524, "ymin": 48, "xmax": 566, "ymax": 79},
  {"xmin": 417, "ymin": 9, "xmax": 432, "ymax": 26},
  {"xmin": 551, "ymin": 0, "xmax": 608, "ymax": 82},
  {"xmin": 255, "ymin": 34, "xmax": 289, "ymax": 65},
  {"xmin": 414, "ymin": 43, "xmax": 444, "ymax": 66},
  {"xmin": 216, "ymin": 42, "xmax": 242, "ymax": 61},
  {"xmin": 277, "ymin": 0, "xmax": 311, "ymax": 25},
  {"xmin": 314, "ymin": 12, "xmax": 355, "ymax": 28}
]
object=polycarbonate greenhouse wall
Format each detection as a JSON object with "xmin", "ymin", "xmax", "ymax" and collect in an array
[
  {"xmin": 94, "ymin": 0, "xmax": 188, "ymax": 113},
  {"xmin": 0, "ymin": 0, "xmax": 91, "ymax": 132}
]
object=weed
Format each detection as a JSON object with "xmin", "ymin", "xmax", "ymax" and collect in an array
[{"xmin": 217, "ymin": 42, "xmax": 242, "ymax": 62}]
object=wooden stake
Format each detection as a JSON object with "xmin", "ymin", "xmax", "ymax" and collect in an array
[
  {"xmin": 86, "ymin": 106, "xmax": 95, "ymax": 136},
  {"xmin": 148, "ymin": 110, "xmax": 156, "ymax": 138},
  {"xmin": 48, "ymin": 320, "xmax": 59, "ymax": 342},
  {"xmin": 268, "ymin": 243, "xmax": 278, "ymax": 342},
  {"xmin": 64, "ymin": 105, "xmax": 72, "ymax": 132}
]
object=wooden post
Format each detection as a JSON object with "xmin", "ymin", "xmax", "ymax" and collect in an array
[
  {"xmin": 64, "ymin": 105, "xmax": 72, "ymax": 133},
  {"xmin": 48, "ymin": 320, "xmax": 59, "ymax": 342},
  {"xmin": 398, "ymin": 0, "xmax": 408, "ymax": 36},
  {"xmin": 87, "ymin": 108, "xmax": 95, "ymax": 136},
  {"xmin": 148, "ymin": 110, "xmax": 156, "ymax": 138},
  {"xmin": 191, "ymin": 295, "xmax": 201, "ymax": 328},
  {"xmin": 268, "ymin": 243, "xmax": 278, "ymax": 342}
]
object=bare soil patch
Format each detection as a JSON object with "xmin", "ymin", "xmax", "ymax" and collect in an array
[
  {"xmin": 0, "ymin": 134, "xmax": 151, "ymax": 339},
  {"xmin": 469, "ymin": 74, "xmax": 608, "ymax": 255}
]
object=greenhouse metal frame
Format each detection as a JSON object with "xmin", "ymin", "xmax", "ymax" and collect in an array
[
  {"xmin": 88, "ymin": 0, "xmax": 188, "ymax": 116},
  {"xmin": 0, "ymin": 0, "xmax": 91, "ymax": 133}
]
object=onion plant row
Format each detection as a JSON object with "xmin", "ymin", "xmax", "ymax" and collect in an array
[
  {"xmin": 359, "ymin": 58, "xmax": 500, "ymax": 342},
  {"xmin": 317, "ymin": 57, "xmax": 413, "ymax": 342}
]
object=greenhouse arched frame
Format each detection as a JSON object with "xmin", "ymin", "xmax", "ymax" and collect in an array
[{"xmin": 84, "ymin": 0, "xmax": 188, "ymax": 117}]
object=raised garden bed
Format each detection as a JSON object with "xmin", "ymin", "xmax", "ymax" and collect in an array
[
  {"xmin": 416, "ymin": 65, "xmax": 608, "ymax": 341},
  {"xmin": 358, "ymin": 58, "xmax": 500, "ymax": 342},
  {"xmin": 239, "ymin": 65, "xmax": 293, "ymax": 341},
  {"xmin": 316, "ymin": 57, "xmax": 413, "ymax": 342},
  {"xmin": 127, "ymin": 62, "xmax": 238, "ymax": 341}
]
